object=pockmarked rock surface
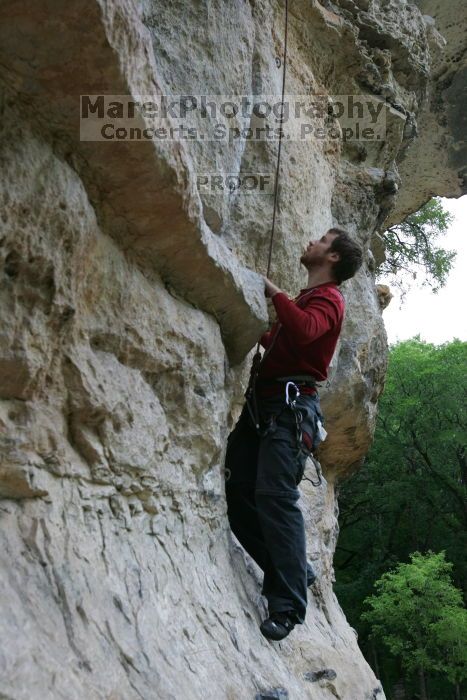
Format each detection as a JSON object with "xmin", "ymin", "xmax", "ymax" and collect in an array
[{"xmin": 0, "ymin": 1, "xmax": 465, "ymax": 698}]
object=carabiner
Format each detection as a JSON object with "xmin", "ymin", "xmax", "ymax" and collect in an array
[{"xmin": 285, "ymin": 381, "xmax": 300, "ymax": 407}]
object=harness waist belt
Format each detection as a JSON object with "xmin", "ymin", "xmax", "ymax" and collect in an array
[{"xmin": 257, "ymin": 375, "xmax": 318, "ymax": 387}]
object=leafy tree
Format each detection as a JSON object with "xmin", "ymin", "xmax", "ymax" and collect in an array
[
  {"xmin": 334, "ymin": 339, "xmax": 467, "ymax": 697},
  {"xmin": 361, "ymin": 551, "xmax": 467, "ymax": 700},
  {"xmin": 378, "ymin": 197, "xmax": 456, "ymax": 295},
  {"xmin": 430, "ymin": 606, "xmax": 467, "ymax": 699}
]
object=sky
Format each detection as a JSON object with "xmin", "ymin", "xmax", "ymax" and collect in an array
[{"xmin": 382, "ymin": 195, "xmax": 467, "ymax": 346}]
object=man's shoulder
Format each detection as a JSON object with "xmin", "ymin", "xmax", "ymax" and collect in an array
[
  {"xmin": 303, "ymin": 285, "xmax": 344, "ymax": 326},
  {"xmin": 308, "ymin": 284, "xmax": 345, "ymax": 308}
]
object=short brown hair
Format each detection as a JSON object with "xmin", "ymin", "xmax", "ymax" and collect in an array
[{"xmin": 327, "ymin": 227, "xmax": 363, "ymax": 284}]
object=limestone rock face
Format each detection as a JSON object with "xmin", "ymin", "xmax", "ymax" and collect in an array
[
  {"xmin": 0, "ymin": 1, "xmax": 464, "ymax": 698},
  {"xmin": 393, "ymin": 0, "xmax": 467, "ymax": 224}
]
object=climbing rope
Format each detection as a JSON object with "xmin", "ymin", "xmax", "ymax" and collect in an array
[
  {"xmin": 265, "ymin": 0, "xmax": 289, "ymax": 280},
  {"xmin": 243, "ymin": 2, "xmax": 323, "ymax": 488},
  {"xmin": 244, "ymin": 0, "xmax": 290, "ymax": 423}
]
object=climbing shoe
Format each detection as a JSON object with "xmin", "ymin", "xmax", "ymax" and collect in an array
[
  {"xmin": 307, "ymin": 561, "xmax": 317, "ymax": 586},
  {"xmin": 260, "ymin": 611, "xmax": 297, "ymax": 641}
]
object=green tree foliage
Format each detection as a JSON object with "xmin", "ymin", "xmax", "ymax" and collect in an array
[
  {"xmin": 362, "ymin": 551, "xmax": 467, "ymax": 687},
  {"xmin": 379, "ymin": 198, "xmax": 456, "ymax": 294},
  {"xmin": 334, "ymin": 339, "xmax": 467, "ymax": 697},
  {"xmin": 431, "ymin": 606, "xmax": 467, "ymax": 689}
]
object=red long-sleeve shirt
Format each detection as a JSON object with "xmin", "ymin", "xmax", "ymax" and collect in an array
[{"xmin": 256, "ymin": 281, "xmax": 345, "ymax": 396}]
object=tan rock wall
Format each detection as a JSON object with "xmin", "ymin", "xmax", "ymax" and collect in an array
[{"xmin": 0, "ymin": 0, "xmax": 465, "ymax": 697}]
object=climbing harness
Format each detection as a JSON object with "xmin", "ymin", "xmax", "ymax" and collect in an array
[{"xmin": 247, "ymin": 374, "xmax": 323, "ymax": 487}]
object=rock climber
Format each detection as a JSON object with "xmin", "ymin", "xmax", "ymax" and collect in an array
[{"xmin": 224, "ymin": 227, "xmax": 363, "ymax": 641}]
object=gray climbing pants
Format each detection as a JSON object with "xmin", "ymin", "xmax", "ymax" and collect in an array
[{"xmin": 224, "ymin": 392, "xmax": 324, "ymax": 623}]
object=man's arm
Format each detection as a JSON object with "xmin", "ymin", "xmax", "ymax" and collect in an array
[
  {"xmin": 262, "ymin": 275, "xmax": 342, "ymax": 345},
  {"xmin": 271, "ymin": 292, "xmax": 341, "ymax": 345},
  {"xmin": 260, "ymin": 330, "xmax": 272, "ymax": 348}
]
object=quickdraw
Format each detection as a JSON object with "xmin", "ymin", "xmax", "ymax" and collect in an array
[{"xmin": 286, "ymin": 381, "xmax": 323, "ymax": 487}]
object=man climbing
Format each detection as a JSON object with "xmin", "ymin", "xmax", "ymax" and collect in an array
[{"xmin": 224, "ymin": 227, "xmax": 363, "ymax": 641}]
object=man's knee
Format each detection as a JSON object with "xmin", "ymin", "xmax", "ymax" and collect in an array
[
  {"xmin": 254, "ymin": 487, "xmax": 300, "ymax": 504},
  {"xmin": 255, "ymin": 489, "xmax": 304, "ymax": 533},
  {"xmin": 225, "ymin": 481, "xmax": 254, "ymax": 514}
]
